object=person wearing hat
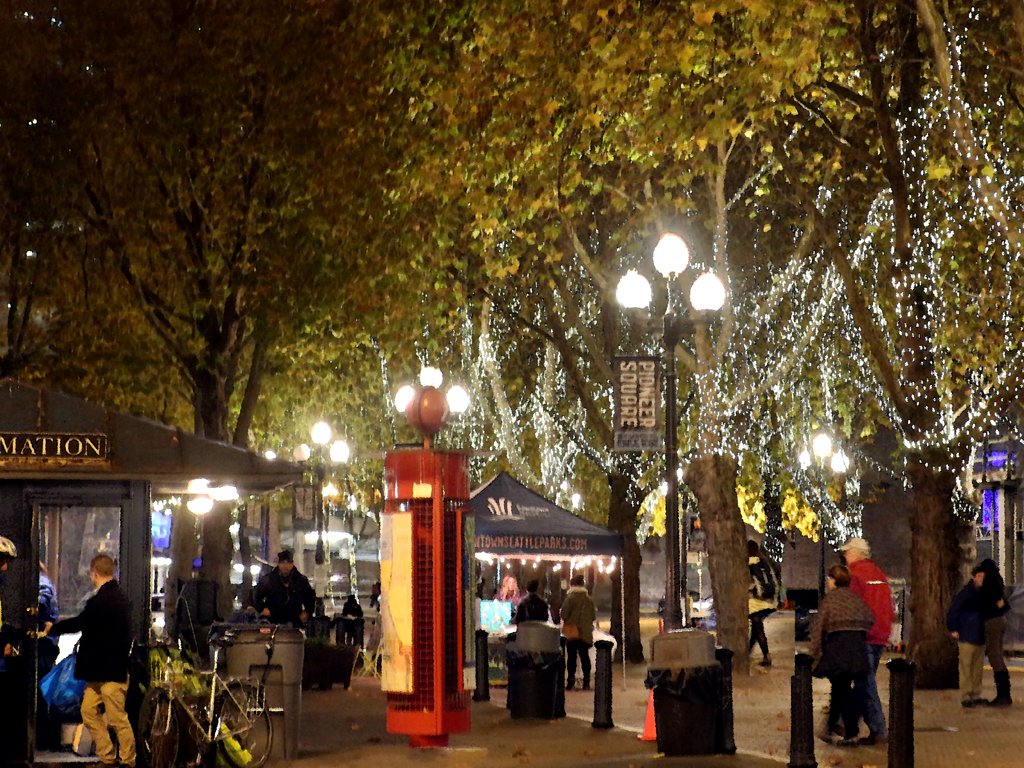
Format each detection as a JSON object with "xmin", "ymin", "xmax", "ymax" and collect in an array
[
  {"xmin": 839, "ymin": 537, "xmax": 892, "ymax": 747},
  {"xmin": 254, "ymin": 549, "xmax": 316, "ymax": 627}
]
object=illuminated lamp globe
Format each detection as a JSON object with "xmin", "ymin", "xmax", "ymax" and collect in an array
[
  {"xmin": 330, "ymin": 439, "xmax": 350, "ymax": 464},
  {"xmin": 446, "ymin": 385, "xmax": 470, "ymax": 414},
  {"xmin": 311, "ymin": 421, "xmax": 332, "ymax": 446},
  {"xmin": 264, "ymin": 450, "xmax": 277, "ymax": 461},
  {"xmin": 616, "ymin": 270, "xmax": 652, "ymax": 309},
  {"xmin": 689, "ymin": 272, "xmax": 726, "ymax": 312},
  {"xmin": 187, "ymin": 495, "xmax": 214, "ymax": 515},
  {"xmin": 293, "ymin": 444, "xmax": 311, "ymax": 462},
  {"xmin": 405, "ymin": 386, "xmax": 450, "ymax": 436},
  {"xmin": 394, "ymin": 385, "xmax": 416, "ymax": 414},
  {"xmin": 812, "ymin": 433, "xmax": 833, "ymax": 459},
  {"xmin": 798, "ymin": 449, "xmax": 812, "ymax": 470},
  {"xmin": 419, "ymin": 366, "xmax": 444, "ymax": 388},
  {"xmin": 831, "ymin": 450, "xmax": 850, "ymax": 474},
  {"xmin": 653, "ymin": 233, "xmax": 690, "ymax": 277}
]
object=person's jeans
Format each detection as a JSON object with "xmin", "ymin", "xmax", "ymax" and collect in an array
[
  {"xmin": 853, "ymin": 644, "xmax": 886, "ymax": 737},
  {"xmin": 566, "ymin": 639, "xmax": 592, "ymax": 686}
]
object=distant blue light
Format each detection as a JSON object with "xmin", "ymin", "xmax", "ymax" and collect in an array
[
  {"xmin": 986, "ymin": 451, "xmax": 1008, "ymax": 468},
  {"xmin": 982, "ymin": 489, "xmax": 999, "ymax": 531}
]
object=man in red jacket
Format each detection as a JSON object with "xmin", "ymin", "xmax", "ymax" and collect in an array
[{"xmin": 840, "ymin": 537, "xmax": 892, "ymax": 747}]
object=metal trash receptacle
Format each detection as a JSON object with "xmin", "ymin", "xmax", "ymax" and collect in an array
[
  {"xmin": 506, "ymin": 622, "xmax": 564, "ymax": 719},
  {"xmin": 646, "ymin": 666, "xmax": 721, "ymax": 756},
  {"xmin": 217, "ymin": 624, "xmax": 305, "ymax": 760}
]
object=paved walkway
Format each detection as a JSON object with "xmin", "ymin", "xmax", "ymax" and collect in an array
[{"xmin": 288, "ymin": 613, "xmax": 1024, "ymax": 768}]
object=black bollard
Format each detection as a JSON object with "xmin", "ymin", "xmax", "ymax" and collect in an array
[
  {"xmin": 473, "ymin": 629, "xmax": 490, "ymax": 702},
  {"xmin": 887, "ymin": 658, "xmax": 915, "ymax": 768},
  {"xmin": 715, "ymin": 647, "xmax": 736, "ymax": 754},
  {"xmin": 788, "ymin": 653, "xmax": 816, "ymax": 768},
  {"xmin": 592, "ymin": 640, "xmax": 614, "ymax": 729}
]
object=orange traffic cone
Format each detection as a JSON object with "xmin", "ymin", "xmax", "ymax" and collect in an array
[{"xmin": 638, "ymin": 690, "xmax": 657, "ymax": 741}]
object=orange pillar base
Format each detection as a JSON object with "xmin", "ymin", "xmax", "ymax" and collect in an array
[{"xmin": 410, "ymin": 734, "xmax": 449, "ymax": 748}]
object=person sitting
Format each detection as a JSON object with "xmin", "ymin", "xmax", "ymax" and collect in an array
[
  {"xmin": 339, "ymin": 595, "xmax": 364, "ymax": 646},
  {"xmin": 514, "ymin": 580, "xmax": 549, "ymax": 624}
]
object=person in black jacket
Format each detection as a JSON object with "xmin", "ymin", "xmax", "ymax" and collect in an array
[
  {"xmin": 514, "ymin": 580, "xmax": 549, "ymax": 624},
  {"xmin": 976, "ymin": 558, "xmax": 1012, "ymax": 707},
  {"xmin": 254, "ymin": 550, "xmax": 316, "ymax": 627},
  {"xmin": 47, "ymin": 554, "xmax": 134, "ymax": 768}
]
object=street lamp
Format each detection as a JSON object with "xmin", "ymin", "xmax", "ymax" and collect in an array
[
  {"xmin": 800, "ymin": 431, "xmax": 849, "ymax": 598},
  {"xmin": 617, "ymin": 232, "xmax": 726, "ymax": 631},
  {"xmin": 394, "ymin": 366, "xmax": 471, "ymax": 445},
  {"xmin": 294, "ymin": 421, "xmax": 351, "ymax": 619}
]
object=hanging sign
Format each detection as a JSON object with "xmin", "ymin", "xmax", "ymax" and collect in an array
[
  {"xmin": 0, "ymin": 432, "xmax": 108, "ymax": 461},
  {"xmin": 612, "ymin": 356, "xmax": 661, "ymax": 452}
]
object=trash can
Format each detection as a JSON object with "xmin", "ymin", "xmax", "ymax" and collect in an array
[
  {"xmin": 647, "ymin": 629, "xmax": 720, "ymax": 756},
  {"xmin": 216, "ymin": 624, "xmax": 305, "ymax": 760},
  {"xmin": 506, "ymin": 622, "xmax": 564, "ymax": 719}
]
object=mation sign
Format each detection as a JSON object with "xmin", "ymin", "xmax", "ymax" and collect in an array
[{"xmin": 612, "ymin": 356, "xmax": 661, "ymax": 452}]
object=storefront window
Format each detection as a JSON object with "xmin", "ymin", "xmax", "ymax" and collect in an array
[{"xmin": 41, "ymin": 506, "xmax": 121, "ymax": 618}]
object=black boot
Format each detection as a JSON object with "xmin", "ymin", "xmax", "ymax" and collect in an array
[{"xmin": 990, "ymin": 670, "xmax": 1012, "ymax": 707}]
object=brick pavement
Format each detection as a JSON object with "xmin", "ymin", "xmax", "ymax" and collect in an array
[{"xmin": 289, "ymin": 613, "xmax": 1024, "ymax": 768}]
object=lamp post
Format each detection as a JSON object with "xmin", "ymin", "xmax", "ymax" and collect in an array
[
  {"xmin": 617, "ymin": 233, "xmax": 726, "ymax": 631},
  {"xmin": 799, "ymin": 432, "xmax": 849, "ymax": 599},
  {"xmin": 294, "ymin": 422, "xmax": 351, "ymax": 619}
]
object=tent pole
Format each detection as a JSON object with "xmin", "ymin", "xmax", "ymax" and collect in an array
[{"xmin": 620, "ymin": 567, "xmax": 626, "ymax": 691}]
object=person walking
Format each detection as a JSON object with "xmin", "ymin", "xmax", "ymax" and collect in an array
[
  {"xmin": 840, "ymin": 536, "xmax": 892, "ymax": 746},
  {"xmin": 254, "ymin": 549, "xmax": 316, "ymax": 627},
  {"xmin": 976, "ymin": 558, "xmax": 1012, "ymax": 706},
  {"xmin": 46, "ymin": 554, "xmax": 135, "ymax": 768},
  {"xmin": 947, "ymin": 565, "xmax": 987, "ymax": 707},
  {"xmin": 747, "ymin": 540, "xmax": 778, "ymax": 667},
  {"xmin": 811, "ymin": 564, "xmax": 876, "ymax": 746},
  {"xmin": 514, "ymin": 579, "xmax": 550, "ymax": 624},
  {"xmin": 560, "ymin": 573, "xmax": 595, "ymax": 691}
]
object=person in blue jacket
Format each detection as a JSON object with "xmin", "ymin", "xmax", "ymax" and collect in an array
[{"xmin": 947, "ymin": 566, "xmax": 986, "ymax": 707}]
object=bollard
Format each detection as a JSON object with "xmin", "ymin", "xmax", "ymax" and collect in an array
[
  {"xmin": 887, "ymin": 658, "xmax": 915, "ymax": 768},
  {"xmin": 473, "ymin": 629, "xmax": 490, "ymax": 702},
  {"xmin": 788, "ymin": 653, "xmax": 816, "ymax": 768},
  {"xmin": 592, "ymin": 640, "xmax": 614, "ymax": 729},
  {"xmin": 715, "ymin": 647, "xmax": 736, "ymax": 754}
]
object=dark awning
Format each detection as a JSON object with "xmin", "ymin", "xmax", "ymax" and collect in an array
[
  {"xmin": 470, "ymin": 472, "xmax": 621, "ymax": 557},
  {"xmin": 0, "ymin": 379, "xmax": 302, "ymax": 494}
]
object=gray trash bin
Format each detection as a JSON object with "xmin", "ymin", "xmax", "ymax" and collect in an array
[
  {"xmin": 647, "ymin": 630, "xmax": 720, "ymax": 756},
  {"xmin": 506, "ymin": 622, "xmax": 564, "ymax": 719},
  {"xmin": 218, "ymin": 625, "xmax": 305, "ymax": 760}
]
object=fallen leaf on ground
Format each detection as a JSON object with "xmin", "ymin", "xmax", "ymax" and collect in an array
[
  {"xmin": 512, "ymin": 747, "xmax": 531, "ymax": 757},
  {"xmin": 582, "ymin": 749, "xmax": 600, "ymax": 757},
  {"xmin": 350, "ymin": 724, "xmax": 363, "ymax": 731},
  {"xmin": 776, "ymin": 723, "xmax": 790, "ymax": 731}
]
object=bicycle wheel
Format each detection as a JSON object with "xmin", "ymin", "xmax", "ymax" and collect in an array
[
  {"xmin": 138, "ymin": 687, "xmax": 179, "ymax": 768},
  {"xmin": 216, "ymin": 681, "xmax": 273, "ymax": 768}
]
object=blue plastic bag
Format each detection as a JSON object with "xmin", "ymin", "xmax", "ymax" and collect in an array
[{"xmin": 40, "ymin": 653, "xmax": 86, "ymax": 717}]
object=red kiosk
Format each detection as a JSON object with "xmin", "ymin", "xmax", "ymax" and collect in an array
[{"xmin": 380, "ymin": 386, "xmax": 474, "ymax": 747}]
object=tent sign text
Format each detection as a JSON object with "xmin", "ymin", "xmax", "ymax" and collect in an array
[{"xmin": 0, "ymin": 433, "xmax": 109, "ymax": 461}]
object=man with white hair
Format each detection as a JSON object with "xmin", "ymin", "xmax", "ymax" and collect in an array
[{"xmin": 839, "ymin": 537, "xmax": 892, "ymax": 747}]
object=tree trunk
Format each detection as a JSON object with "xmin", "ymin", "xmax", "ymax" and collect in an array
[
  {"xmin": 686, "ymin": 454, "xmax": 750, "ymax": 673},
  {"xmin": 199, "ymin": 501, "xmax": 236, "ymax": 621},
  {"xmin": 607, "ymin": 471, "xmax": 644, "ymax": 663},
  {"xmin": 906, "ymin": 459, "xmax": 962, "ymax": 688},
  {"xmin": 167, "ymin": 507, "xmax": 198, "ymax": 639},
  {"xmin": 193, "ymin": 373, "xmax": 237, "ymax": 621}
]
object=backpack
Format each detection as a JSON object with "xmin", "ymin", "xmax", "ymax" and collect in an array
[{"xmin": 751, "ymin": 560, "xmax": 777, "ymax": 602}]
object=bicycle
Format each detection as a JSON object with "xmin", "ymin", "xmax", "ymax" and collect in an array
[{"xmin": 138, "ymin": 626, "xmax": 277, "ymax": 768}]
